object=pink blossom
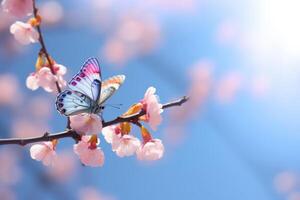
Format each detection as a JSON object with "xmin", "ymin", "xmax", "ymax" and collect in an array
[
  {"xmin": 26, "ymin": 64, "xmax": 67, "ymax": 92},
  {"xmin": 73, "ymin": 135, "xmax": 104, "ymax": 167},
  {"xmin": 102, "ymin": 125, "xmax": 141, "ymax": 157},
  {"xmin": 114, "ymin": 135, "xmax": 141, "ymax": 157},
  {"xmin": 140, "ymin": 87, "xmax": 163, "ymax": 130},
  {"xmin": 136, "ymin": 139, "xmax": 164, "ymax": 161},
  {"xmin": 102, "ymin": 125, "xmax": 120, "ymax": 145},
  {"xmin": 70, "ymin": 114, "xmax": 102, "ymax": 135},
  {"xmin": 30, "ymin": 141, "xmax": 57, "ymax": 166},
  {"xmin": 1, "ymin": 0, "xmax": 32, "ymax": 18},
  {"xmin": 10, "ymin": 21, "xmax": 38, "ymax": 45}
]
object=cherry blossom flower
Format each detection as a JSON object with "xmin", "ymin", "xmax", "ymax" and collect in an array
[
  {"xmin": 73, "ymin": 135, "xmax": 104, "ymax": 167},
  {"xmin": 136, "ymin": 139, "xmax": 164, "ymax": 161},
  {"xmin": 102, "ymin": 124, "xmax": 141, "ymax": 157},
  {"xmin": 1, "ymin": 0, "xmax": 32, "ymax": 18},
  {"xmin": 10, "ymin": 21, "xmax": 39, "ymax": 45},
  {"xmin": 114, "ymin": 135, "xmax": 141, "ymax": 157},
  {"xmin": 26, "ymin": 64, "xmax": 67, "ymax": 92},
  {"xmin": 30, "ymin": 140, "xmax": 57, "ymax": 166},
  {"xmin": 70, "ymin": 114, "xmax": 102, "ymax": 135},
  {"xmin": 140, "ymin": 87, "xmax": 163, "ymax": 130},
  {"xmin": 102, "ymin": 125, "xmax": 121, "ymax": 145}
]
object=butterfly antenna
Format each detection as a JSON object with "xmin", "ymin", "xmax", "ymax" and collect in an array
[{"xmin": 105, "ymin": 104, "xmax": 123, "ymax": 109}]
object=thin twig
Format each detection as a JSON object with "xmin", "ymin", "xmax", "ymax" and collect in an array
[
  {"xmin": 0, "ymin": 96, "xmax": 189, "ymax": 146},
  {"xmin": 32, "ymin": 0, "xmax": 61, "ymax": 93}
]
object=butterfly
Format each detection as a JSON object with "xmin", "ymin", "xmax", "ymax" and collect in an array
[{"xmin": 55, "ymin": 58, "xmax": 125, "ymax": 116}]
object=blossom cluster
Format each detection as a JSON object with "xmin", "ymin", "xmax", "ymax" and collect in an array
[
  {"xmin": 2, "ymin": 0, "xmax": 166, "ymax": 168},
  {"xmin": 2, "ymin": 0, "xmax": 67, "ymax": 93},
  {"xmin": 30, "ymin": 87, "xmax": 164, "ymax": 167}
]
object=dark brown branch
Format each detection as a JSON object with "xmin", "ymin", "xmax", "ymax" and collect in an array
[
  {"xmin": 0, "ymin": 96, "xmax": 188, "ymax": 146},
  {"xmin": 32, "ymin": 0, "xmax": 61, "ymax": 93}
]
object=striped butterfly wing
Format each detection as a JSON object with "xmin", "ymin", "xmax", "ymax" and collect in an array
[
  {"xmin": 98, "ymin": 75, "xmax": 125, "ymax": 105},
  {"xmin": 56, "ymin": 90, "xmax": 93, "ymax": 116},
  {"xmin": 68, "ymin": 58, "xmax": 102, "ymax": 102}
]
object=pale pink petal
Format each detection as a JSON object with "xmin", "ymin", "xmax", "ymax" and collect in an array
[
  {"xmin": 26, "ymin": 65, "xmax": 67, "ymax": 92},
  {"xmin": 10, "ymin": 21, "xmax": 39, "ymax": 45},
  {"xmin": 136, "ymin": 139, "xmax": 164, "ymax": 161},
  {"xmin": 70, "ymin": 114, "xmax": 102, "ymax": 135},
  {"xmin": 26, "ymin": 73, "xmax": 39, "ymax": 90},
  {"xmin": 30, "ymin": 142, "xmax": 57, "ymax": 166},
  {"xmin": 1, "ymin": 0, "xmax": 33, "ymax": 18},
  {"xmin": 141, "ymin": 86, "xmax": 163, "ymax": 130},
  {"xmin": 54, "ymin": 64, "xmax": 67, "ymax": 75},
  {"xmin": 73, "ymin": 136, "xmax": 104, "ymax": 167},
  {"xmin": 114, "ymin": 135, "xmax": 141, "ymax": 157},
  {"xmin": 102, "ymin": 125, "xmax": 120, "ymax": 145}
]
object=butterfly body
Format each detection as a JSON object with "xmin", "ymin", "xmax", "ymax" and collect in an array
[{"xmin": 55, "ymin": 58, "xmax": 125, "ymax": 116}]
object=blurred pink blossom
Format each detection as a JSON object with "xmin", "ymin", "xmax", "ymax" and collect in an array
[
  {"xmin": 117, "ymin": 16, "xmax": 160, "ymax": 53},
  {"xmin": 27, "ymin": 96, "xmax": 52, "ymax": 119},
  {"xmin": 143, "ymin": 0, "xmax": 197, "ymax": 12},
  {"xmin": 103, "ymin": 38, "xmax": 128, "ymax": 65},
  {"xmin": 102, "ymin": 15, "xmax": 160, "ymax": 65},
  {"xmin": 215, "ymin": 71, "xmax": 243, "ymax": 103},
  {"xmin": 274, "ymin": 171, "xmax": 298, "ymax": 193},
  {"xmin": 0, "ymin": 74, "xmax": 21, "ymax": 106},
  {"xmin": 164, "ymin": 60, "xmax": 213, "ymax": 146},
  {"xmin": 26, "ymin": 64, "xmax": 67, "ymax": 93},
  {"xmin": 10, "ymin": 21, "xmax": 39, "ymax": 45},
  {"xmin": 70, "ymin": 114, "xmax": 102, "ymax": 135},
  {"xmin": 47, "ymin": 151, "xmax": 76, "ymax": 182},
  {"xmin": 30, "ymin": 141, "xmax": 57, "ymax": 166},
  {"xmin": 73, "ymin": 135, "xmax": 104, "ymax": 167},
  {"xmin": 0, "ymin": 187, "xmax": 16, "ymax": 200},
  {"xmin": 39, "ymin": 1, "xmax": 63, "ymax": 25},
  {"xmin": 288, "ymin": 192, "xmax": 300, "ymax": 200},
  {"xmin": 0, "ymin": 10, "xmax": 13, "ymax": 32},
  {"xmin": 136, "ymin": 139, "xmax": 164, "ymax": 161},
  {"xmin": 12, "ymin": 119, "xmax": 48, "ymax": 138},
  {"xmin": 170, "ymin": 60, "xmax": 213, "ymax": 121},
  {"xmin": 79, "ymin": 187, "xmax": 116, "ymax": 200},
  {"xmin": 215, "ymin": 20, "xmax": 237, "ymax": 45},
  {"xmin": 1, "ymin": 0, "xmax": 32, "ymax": 18},
  {"xmin": 140, "ymin": 87, "xmax": 163, "ymax": 131},
  {"xmin": 0, "ymin": 149, "xmax": 21, "ymax": 185},
  {"xmin": 250, "ymin": 75, "xmax": 270, "ymax": 98}
]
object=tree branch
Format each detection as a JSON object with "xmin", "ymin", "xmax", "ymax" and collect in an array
[
  {"xmin": 32, "ymin": 0, "xmax": 61, "ymax": 93},
  {"xmin": 0, "ymin": 96, "xmax": 189, "ymax": 146}
]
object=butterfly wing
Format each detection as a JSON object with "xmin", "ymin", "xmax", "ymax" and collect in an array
[
  {"xmin": 98, "ymin": 75, "xmax": 125, "ymax": 105},
  {"xmin": 68, "ymin": 58, "xmax": 102, "ymax": 102},
  {"xmin": 56, "ymin": 90, "xmax": 93, "ymax": 116}
]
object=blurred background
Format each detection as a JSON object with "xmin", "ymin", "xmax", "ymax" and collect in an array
[{"xmin": 0, "ymin": 0, "xmax": 300, "ymax": 199}]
